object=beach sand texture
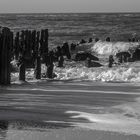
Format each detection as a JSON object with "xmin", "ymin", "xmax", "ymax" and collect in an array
[{"xmin": 0, "ymin": 81, "xmax": 140, "ymax": 139}]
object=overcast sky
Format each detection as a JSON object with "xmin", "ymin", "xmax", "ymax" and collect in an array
[{"xmin": 0, "ymin": 0, "xmax": 140, "ymax": 13}]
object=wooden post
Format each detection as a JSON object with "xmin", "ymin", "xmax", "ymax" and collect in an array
[
  {"xmin": 35, "ymin": 56, "xmax": 41, "ymax": 79},
  {"xmin": 36, "ymin": 31, "xmax": 40, "ymax": 55},
  {"xmin": 34, "ymin": 31, "xmax": 41, "ymax": 79},
  {"xmin": 0, "ymin": 30, "xmax": 2, "ymax": 84},
  {"xmin": 10, "ymin": 32, "xmax": 14, "ymax": 60},
  {"xmin": 19, "ymin": 59, "xmax": 26, "ymax": 81},
  {"xmin": 44, "ymin": 29, "xmax": 48, "ymax": 55},
  {"xmin": 32, "ymin": 30, "xmax": 36, "ymax": 56},
  {"xmin": 28, "ymin": 30, "xmax": 32, "ymax": 55},
  {"xmin": 40, "ymin": 29, "xmax": 45, "ymax": 56},
  {"xmin": 14, "ymin": 32, "xmax": 20, "ymax": 60},
  {"xmin": 40, "ymin": 29, "xmax": 49, "ymax": 64},
  {"xmin": 18, "ymin": 31, "xmax": 26, "ymax": 81},
  {"xmin": 0, "ymin": 27, "xmax": 11, "ymax": 85},
  {"xmin": 20, "ymin": 30, "xmax": 25, "ymax": 57}
]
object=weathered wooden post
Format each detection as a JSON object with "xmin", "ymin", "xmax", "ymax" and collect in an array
[
  {"xmin": 28, "ymin": 30, "xmax": 32, "ymax": 57},
  {"xmin": 0, "ymin": 27, "xmax": 12, "ymax": 85},
  {"xmin": 35, "ymin": 56, "xmax": 41, "ymax": 79},
  {"xmin": 32, "ymin": 30, "xmax": 36, "ymax": 57},
  {"xmin": 44, "ymin": 29, "xmax": 48, "ymax": 55},
  {"xmin": 58, "ymin": 55, "xmax": 64, "ymax": 67},
  {"xmin": 46, "ymin": 51, "xmax": 54, "ymax": 79},
  {"xmin": 20, "ymin": 30, "xmax": 25, "ymax": 56},
  {"xmin": 40, "ymin": 29, "xmax": 48, "ymax": 62},
  {"xmin": 34, "ymin": 31, "xmax": 41, "ymax": 79},
  {"xmin": 25, "ymin": 30, "xmax": 30, "ymax": 58},
  {"xmin": 10, "ymin": 32, "xmax": 14, "ymax": 60},
  {"xmin": 40, "ymin": 29, "xmax": 45, "ymax": 57},
  {"xmin": 19, "ymin": 56, "xmax": 26, "ymax": 81},
  {"xmin": 18, "ymin": 31, "xmax": 26, "ymax": 81},
  {"xmin": 14, "ymin": 32, "xmax": 20, "ymax": 60},
  {"xmin": 0, "ymin": 30, "xmax": 2, "ymax": 84}
]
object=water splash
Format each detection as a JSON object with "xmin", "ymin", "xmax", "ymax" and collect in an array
[
  {"xmin": 11, "ymin": 62, "xmax": 140, "ymax": 83},
  {"xmin": 10, "ymin": 40, "xmax": 140, "ymax": 83},
  {"xmin": 91, "ymin": 41, "xmax": 140, "ymax": 55},
  {"xmin": 54, "ymin": 61, "xmax": 140, "ymax": 82}
]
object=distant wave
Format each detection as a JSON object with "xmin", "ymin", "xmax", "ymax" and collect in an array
[{"xmin": 91, "ymin": 41, "xmax": 140, "ymax": 55}]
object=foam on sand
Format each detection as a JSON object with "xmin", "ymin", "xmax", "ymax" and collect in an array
[
  {"xmin": 66, "ymin": 111, "xmax": 140, "ymax": 135},
  {"xmin": 66, "ymin": 97, "xmax": 140, "ymax": 136}
]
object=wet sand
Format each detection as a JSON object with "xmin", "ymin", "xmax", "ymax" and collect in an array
[{"xmin": 0, "ymin": 81, "xmax": 140, "ymax": 139}]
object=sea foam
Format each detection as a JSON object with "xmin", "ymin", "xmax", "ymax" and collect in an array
[
  {"xmin": 65, "ymin": 97, "xmax": 140, "ymax": 135},
  {"xmin": 91, "ymin": 41, "xmax": 140, "ymax": 55},
  {"xmin": 54, "ymin": 62, "xmax": 140, "ymax": 82},
  {"xmin": 10, "ymin": 41, "xmax": 140, "ymax": 83},
  {"xmin": 11, "ymin": 62, "xmax": 140, "ymax": 83},
  {"xmin": 66, "ymin": 110, "xmax": 140, "ymax": 135}
]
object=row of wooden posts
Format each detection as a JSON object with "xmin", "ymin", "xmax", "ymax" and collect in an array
[{"xmin": 0, "ymin": 27, "xmax": 49, "ymax": 85}]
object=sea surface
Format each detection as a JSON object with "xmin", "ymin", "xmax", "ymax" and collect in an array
[
  {"xmin": 0, "ymin": 13, "xmax": 140, "ymax": 47},
  {"xmin": 1, "ymin": 13, "xmax": 139, "ymax": 83}
]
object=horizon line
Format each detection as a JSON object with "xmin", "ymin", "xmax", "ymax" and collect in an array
[{"xmin": 0, "ymin": 11, "xmax": 140, "ymax": 14}]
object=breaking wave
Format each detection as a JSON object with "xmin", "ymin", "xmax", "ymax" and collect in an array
[
  {"xmin": 91, "ymin": 41, "xmax": 140, "ymax": 55},
  {"xmin": 10, "ymin": 40, "xmax": 140, "ymax": 83},
  {"xmin": 11, "ymin": 62, "xmax": 140, "ymax": 83},
  {"xmin": 54, "ymin": 64, "xmax": 140, "ymax": 82}
]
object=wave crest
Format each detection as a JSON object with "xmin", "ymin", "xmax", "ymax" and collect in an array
[
  {"xmin": 91, "ymin": 41, "xmax": 140, "ymax": 55},
  {"xmin": 54, "ymin": 64, "xmax": 140, "ymax": 82}
]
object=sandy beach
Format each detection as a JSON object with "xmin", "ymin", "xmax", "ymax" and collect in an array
[{"xmin": 0, "ymin": 81, "xmax": 140, "ymax": 140}]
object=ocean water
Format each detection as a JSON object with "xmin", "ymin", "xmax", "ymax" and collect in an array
[
  {"xmin": 2, "ymin": 13, "xmax": 139, "ymax": 83},
  {"xmin": 0, "ymin": 13, "xmax": 140, "ymax": 47},
  {"xmin": 11, "ymin": 60, "xmax": 140, "ymax": 83}
]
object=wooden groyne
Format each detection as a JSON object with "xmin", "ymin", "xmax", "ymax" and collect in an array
[
  {"xmin": 0, "ymin": 27, "xmax": 49, "ymax": 85},
  {"xmin": 0, "ymin": 27, "xmax": 13, "ymax": 85}
]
